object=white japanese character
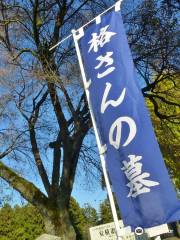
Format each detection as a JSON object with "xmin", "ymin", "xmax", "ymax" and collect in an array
[
  {"xmin": 109, "ymin": 117, "xmax": 137, "ymax": 148},
  {"xmin": 95, "ymin": 52, "xmax": 114, "ymax": 68},
  {"xmin": 121, "ymin": 155, "xmax": 142, "ymax": 180},
  {"xmin": 101, "ymin": 82, "xmax": 126, "ymax": 114},
  {"xmin": 95, "ymin": 52, "xmax": 115, "ymax": 78},
  {"xmin": 126, "ymin": 176, "xmax": 151, "ymax": 197},
  {"xmin": 97, "ymin": 67, "xmax": 115, "ymax": 78},
  {"xmin": 88, "ymin": 25, "xmax": 116, "ymax": 53},
  {"xmin": 121, "ymin": 155, "xmax": 160, "ymax": 198}
]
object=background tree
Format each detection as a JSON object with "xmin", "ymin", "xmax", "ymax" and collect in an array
[
  {"xmin": 99, "ymin": 197, "xmax": 121, "ymax": 224},
  {"xmin": 82, "ymin": 203, "xmax": 98, "ymax": 226},
  {"xmin": 146, "ymin": 76, "xmax": 180, "ymax": 189},
  {"xmin": 125, "ymin": 0, "xmax": 180, "ymax": 187},
  {"xmin": 0, "ymin": 0, "xmax": 179, "ymax": 239},
  {"xmin": 0, "ymin": 200, "xmax": 98, "ymax": 240},
  {"xmin": 99, "ymin": 198, "xmax": 113, "ymax": 224},
  {"xmin": 69, "ymin": 198, "xmax": 99, "ymax": 239},
  {"xmin": 0, "ymin": 203, "xmax": 45, "ymax": 240},
  {"xmin": 69, "ymin": 198, "xmax": 87, "ymax": 240}
]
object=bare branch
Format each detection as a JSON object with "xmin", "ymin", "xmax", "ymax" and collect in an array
[
  {"xmin": 12, "ymin": 49, "xmax": 37, "ymax": 61},
  {"xmin": 64, "ymin": 0, "xmax": 90, "ymax": 24},
  {"xmin": 47, "ymin": 83, "xmax": 69, "ymax": 144}
]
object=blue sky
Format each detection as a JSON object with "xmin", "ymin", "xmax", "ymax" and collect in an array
[
  {"xmin": 0, "ymin": 0, "xmax": 143, "ymax": 211},
  {"xmin": 0, "ymin": 175, "xmax": 107, "ymax": 210}
]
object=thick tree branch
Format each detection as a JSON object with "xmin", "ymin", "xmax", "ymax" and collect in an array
[
  {"xmin": 63, "ymin": 0, "xmax": 90, "ymax": 24},
  {"xmin": 58, "ymin": 117, "xmax": 90, "ymax": 206},
  {"xmin": 47, "ymin": 83, "xmax": 69, "ymax": 144},
  {"xmin": 50, "ymin": 130, "xmax": 63, "ymax": 196},
  {"xmin": 58, "ymin": 81, "xmax": 76, "ymax": 117},
  {"xmin": 76, "ymin": 92, "xmax": 86, "ymax": 113},
  {"xmin": 0, "ymin": 0, "xmax": 11, "ymax": 51},
  {"xmin": 51, "ymin": 0, "xmax": 67, "ymax": 46},
  {"xmin": 28, "ymin": 90, "xmax": 50, "ymax": 195},
  {"xmin": 58, "ymin": 136, "xmax": 82, "ymax": 207},
  {"xmin": 30, "ymin": 90, "xmax": 48, "ymax": 124},
  {"xmin": 33, "ymin": 0, "xmax": 40, "ymax": 47},
  {"xmin": 50, "ymin": 67, "xmax": 76, "ymax": 117},
  {"xmin": 29, "ymin": 125, "xmax": 51, "ymax": 196},
  {"xmin": 0, "ymin": 161, "xmax": 48, "ymax": 209},
  {"xmin": 51, "ymin": 135, "xmax": 61, "ymax": 195}
]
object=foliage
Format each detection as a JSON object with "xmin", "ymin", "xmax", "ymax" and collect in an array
[
  {"xmin": 0, "ymin": 204, "xmax": 44, "ymax": 240},
  {"xmin": 0, "ymin": 199, "xmax": 102, "ymax": 240},
  {"xmin": 0, "ymin": 197, "xmax": 122, "ymax": 240},
  {"xmin": 82, "ymin": 203, "xmax": 98, "ymax": 226},
  {"xmin": 99, "ymin": 197, "xmax": 121, "ymax": 224},
  {"xmin": 69, "ymin": 198, "xmax": 87, "ymax": 240},
  {"xmin": 146, "ymin": 76, "xmax": 180, "ymax": 189},
  {"xmin": 99, "ymin": 198, "xmax": 113, "ymax": 224},
  {"xmin": 69, "ymin": 198, "xmax": 98, "ymax": 240}
]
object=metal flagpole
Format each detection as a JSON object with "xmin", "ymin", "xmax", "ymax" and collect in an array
[
  {"xmin": 72, "ymin": 25, "xmax": 122, "ymax": 240},
  {"xmin": 49, "ymin": 1, "xmax": 124, "ymax": 238},
  {"xmin": 50, "ymin": 0, "xmax": 123, "ymax": 51}
]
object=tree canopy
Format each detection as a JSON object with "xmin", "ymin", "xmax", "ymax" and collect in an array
[
  {"xmin": 0, "ymin": 198, "xmax": 110, "ymax": 240},
  {"xmin": 0, "ymin": 203, "xmax": 45, "ymax": 240}
]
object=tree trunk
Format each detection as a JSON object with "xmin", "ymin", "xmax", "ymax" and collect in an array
[
  {"xmin": 42, "ymin": 207, "xmax": 76, "ymax": 240},
  {"xmin": 0, "ymin": 162, "xmax": 76, "ymax": 239},
  {"xmin": 176, "ymin": 221, "xmax": 180, "ymax": 238}
]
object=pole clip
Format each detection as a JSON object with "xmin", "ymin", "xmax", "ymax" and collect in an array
[
  {"xmin": 72, "ymin": 27, "xmax": 84, "ymax": 40},
  {"xmin": 115, "ymin": 0, "xmax": 122, "ymax": 12},
  {"xmin": 99, "ymin": 144, "xmax": 107, "ymax": 155}
]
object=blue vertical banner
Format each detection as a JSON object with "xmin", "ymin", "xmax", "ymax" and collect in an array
[{"xmin": 78, "ymin": 4, "xmax": 180, "ymax": 229}]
